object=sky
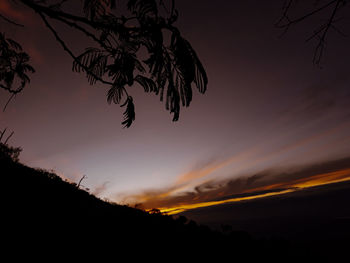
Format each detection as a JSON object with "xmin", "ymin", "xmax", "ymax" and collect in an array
[{"xmin": 1, "ymin": 0, "xmax": 350, "ymax": 214}]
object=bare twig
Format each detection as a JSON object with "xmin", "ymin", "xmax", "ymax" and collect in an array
[
  {"xmin": 4, "ymin": 131, "xmax": 14, "ymax": 144},
  {"xmin": 0, "ymin": 128, "xmax": 7, "ymax": 142},
  {"xmin": 276, "ymin": 0, "xmax": 347, "ymax": 65},
  {"xmin": 3, "ymin": 93, "xmax": 16, "ymax": 112},
  {"xmin": 313, "ymin": 0, "xmax": 343, "ymax": 64},
  {"xmin": 77, "ymin": 175, "xmax": 87, "ymax": 188},
  {"xmin": 276, "ymin": 0, "xmax": 339, "ymax": 29}
]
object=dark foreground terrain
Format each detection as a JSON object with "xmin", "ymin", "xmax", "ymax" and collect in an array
[
  {"xmin": 182, "ymin": 180, "xmax": 350, "ymax": 261},
  {"xmin": 1, "ymin": 144, "xmax": 348, "ymax": 261}
]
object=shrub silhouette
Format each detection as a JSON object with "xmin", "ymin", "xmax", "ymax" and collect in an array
[{"xmin": 0, "ymin": 142, "xmax": 21, "ymax": 162}]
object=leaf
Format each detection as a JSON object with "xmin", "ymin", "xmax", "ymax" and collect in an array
[
  {"xmin": 165, "ymin": 80, "xmax": 180, "ymax": 122},
  {"xmin": 73, "ymin": 48, "xmax": 101, "ymax": 73},
  {"xmin": 73, "ymin": 48, "xmax": 107, "ymax": 85},
  {"xmin": 155, "ymin": 69, "xmax": 167, "ymax": 96},
  {"xmin": 0, "ymin": 34, "xmax": 34, "ymax": 94},
  {"xmin": 134, "ymin": 59, "xmax": 146, "ymax": 73},
  {"xmin": 107, "ymin": 84, "xmax": 125, "ymax": 104},
  {"xmin": 107, "ymin": 52, "xmax": 136, "ymax": 86},
  {"xmin": 6, "ymin": 38, "xmax": 22, "ymax": 51},
  {"xmin": 171, "ymin": 34, "xmax": 208, "ymax": 98},
  {"xmin": 134, "ymin": 75, "xmax": 156, "ymax": 92},
  {"xmin": 171, "ymin": 34, "xmax": 195, "ymax": 83},
  {"xmin": 127, "ymin": 0, "xmax": 157, "ymax": 21},
  {"xmin": 182, "ymin": 38, "xmax": 208, "ymax": 94},
  {"xmin": 121, "ymin": 96, "xmax": 135, "ymax": 128}
]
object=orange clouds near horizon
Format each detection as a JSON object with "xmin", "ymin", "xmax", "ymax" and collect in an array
[
  {"xmin": 118, "ymin": 157, "xmax": 350, "ymax": 215},
  {"xmin": 159, "ymin": 167, "xmax": 350, "ymax": 215}
]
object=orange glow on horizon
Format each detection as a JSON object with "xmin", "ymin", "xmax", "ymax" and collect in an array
[
  {"xmin": 158, "ymin": 189, "xmax": 295, "ymax": 215},
  {"xmin": 156, "ymin": 168, "xmax": 350, "ymax": 215}
]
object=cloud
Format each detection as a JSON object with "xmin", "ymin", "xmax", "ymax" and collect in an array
[
  {"xmin": 92, "ymin": 181, "xmax": 110, "ymax": 197},
  {"xmin": 116, "ymin": 148, "xmax": 260, "ymax": 208},
  {"xmin": 175, "ymin": 147, "xmax": 260, "ymax": 186},
  {"xmin": 118, "ymin": 156, "xmax": 350, "ymax": 214}
]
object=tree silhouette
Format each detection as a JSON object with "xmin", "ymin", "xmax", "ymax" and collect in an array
[{"xmin": 0, "ymin": 0, "xmax": 208, "ymax": 127}]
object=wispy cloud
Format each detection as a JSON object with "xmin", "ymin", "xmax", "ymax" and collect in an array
[{"xmin": 175, "ymin": 148, "xmax": 258, "ymax": 185}]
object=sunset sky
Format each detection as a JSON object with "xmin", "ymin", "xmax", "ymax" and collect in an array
[{"xmin": 1, "ymin": 0, "xmax": 350, "ymax": 214}]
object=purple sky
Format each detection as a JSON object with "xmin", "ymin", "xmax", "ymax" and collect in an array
[{"xmin": 1, "ymin": 0, "xmax": 350, "ymax": 208}]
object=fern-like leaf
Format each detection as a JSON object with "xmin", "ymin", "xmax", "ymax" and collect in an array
[
  {"xmin": 73, "ymin": 48, "xmax": 107, "ymax": 85},
  {"xmin": 120, "ymin": 96, "xmax": 135, "ymax": 128},
  {"xmin": 184, "ymin": 40, "xmax": 208, "ymax": 94},
  {"xmin": 134, "ymin": 75, "xmax": 157, "ymax": 92},
  {"xmin": 171, "ymin": 34, "xmax": 208, "ymax": 95},
  {"xmin": 107, "ymin": 84, "xmax": 125, "ymax": 104}
]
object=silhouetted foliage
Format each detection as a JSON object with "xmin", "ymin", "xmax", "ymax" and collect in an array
[
  {"xmin": 0, "ymin": 128, "xmax": 21, "ymax": 162},
  {"xmin": 0, "ymin": 0, "xmax": 208, "ymax": 127},
  {"xmin": 0, "ymin": 143, "xmax": 22, "ymax": 162},
  {"xmin": 0, "ymin": 33, "xmax": 35, "ymax": 94}
]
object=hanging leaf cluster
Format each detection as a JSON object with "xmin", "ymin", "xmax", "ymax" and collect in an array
[
  {"xmin": 1, "ymin": 0, "xmax": 207, "ymax": 128},
  {"xmin": 0, "ymin": 33, "xmax": 35, "ymax": 94},
  {"xmin": 72, "ymin": 0, "xmax": 208, "ymax": 127}
]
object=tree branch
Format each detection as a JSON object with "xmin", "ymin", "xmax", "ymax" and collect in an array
[
  {"xmin": 276, "ymin": 0, "xmax": 339, "ymax": 29},
  {"xmin": 4, "ymin": 131, "xmax": 14, "ymax": 145},
  {"xmin": 19, "ymin": 0, "xmax": 135, "ymax": 32},
  {"xmin": 3, "ymin": 93, "xmax": 16, "ymax": 112},
  {"xmin": 0, "ymin": 83, "xmax": 24, "ymax": 94},
  {"xmin": 77, "ymin": 175, "xmax": 87, "ymax": 189},
  {"xmin": 35, "ymin": 8, "xmax": 113, "ymax": 53},
  {"xmin": 38, "ymin": 13, "xmax": 115, "ymax": 87},
  {"xmin": 0, "ymin": 127, "xmax": 7, "ymax": 142},
  {"xmin": 313, "ymin": 0, "xmax": 343, "ymax": 64},
  {"xmin": 276, "ymin": 0, "xmax": 347, "ymax": 65},
  {"xmin": 0, "ymin": 12, "xmax": 24, "ymax": 27}
]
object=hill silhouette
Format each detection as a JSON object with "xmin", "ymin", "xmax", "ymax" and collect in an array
[{"xmin": 1, "ymin": 142, "xmax": 345, "ymax": 262}]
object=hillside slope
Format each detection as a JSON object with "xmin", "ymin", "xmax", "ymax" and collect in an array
[
  {"xmin": 0, "ymin": 144, "xmax": 343, "ymax": 261},
  {"xmin": 1, "ymin": 149, "xmax": 253, "ymax": 259}
]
